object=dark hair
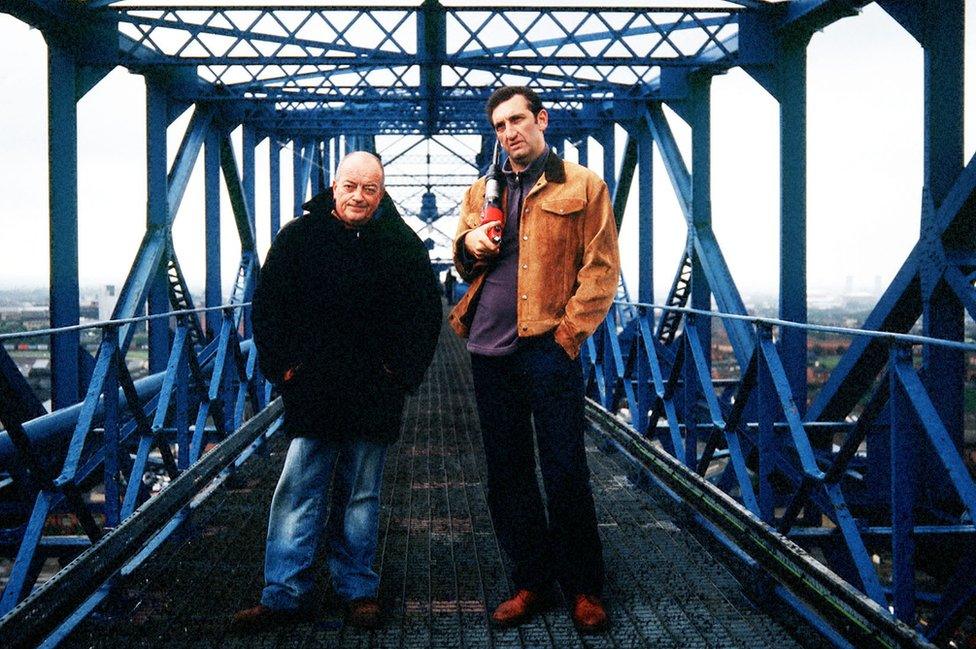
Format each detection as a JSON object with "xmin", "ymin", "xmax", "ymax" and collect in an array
[{"xmin": 485, "ymin": 86, "xmax": 543, "ymax": 126}]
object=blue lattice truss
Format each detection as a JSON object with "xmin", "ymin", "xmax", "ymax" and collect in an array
[{"xmin": 0, "ymin": 1, "xmax": 973, "ymax": 646}]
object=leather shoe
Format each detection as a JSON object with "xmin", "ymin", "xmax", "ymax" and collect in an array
[
  {"xmin": 571, "ymin": 594, "xmax": 609, "ymax": 633},
  {"xmin": 346, "ymin": 597, "xmax": 381, "ymax": 629},
  {"xmin": 491, "ymin": 589, "xmax": 549, "ymax": 628},
  {"xmin": 230, "ymin": 604, "xmax": 309, "ymax": 631}
]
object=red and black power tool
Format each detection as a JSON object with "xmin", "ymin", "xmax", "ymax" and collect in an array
[{"xmin": 480, "ymin": 140, "xmax": 504, "ymax": 243}]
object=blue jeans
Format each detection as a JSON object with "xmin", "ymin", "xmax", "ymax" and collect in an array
[{"xmin": 261, "ymin": 436, "xmax": 388, "ymax": 610}]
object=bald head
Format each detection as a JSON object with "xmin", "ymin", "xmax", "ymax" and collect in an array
[
  {"xmin": 336, "ymin": 151, "xmax": 385, "ymax": 187},
  {"xmin": 332, "ymin": 151, "xmax": 386, "ymax": 227}
]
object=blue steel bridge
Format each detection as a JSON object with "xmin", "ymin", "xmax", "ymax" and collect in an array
[{"xmin": 0, "ymin": 1, "xmax": 973, "ymax": 647}]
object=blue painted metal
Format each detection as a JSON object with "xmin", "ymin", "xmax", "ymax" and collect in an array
[
  {"xmin": 590, "ymin": 299, "xmax": 976, "ymax": 626},
  {"xmin": 689, "ymin": 75, "xmax": 712, "ymax": 357},
  {"xmin": 776, "ymin": 35, "xmax": 809, "ymax": 414},
  {"xmin": 242, "ymin": 124, "xmax": 257, "ymax": 229},
  {"xmin": 1, "ymin": 0, "xmax": 973, "ymax": 642},
  {"xmin": 636, "ymin": 121, "xmax": 653, "ymax": 304},
  {"xmin": 889, "ymin": 343, "xmax": 918, "ymax": 624},
  {"xmin": 600, "ymin": 125, "xmax": 616, "ymax": 199},
  {"xmin": 48, "ymin": 44, "xmax": 80, "ymax": 410},
  {"xmin": 269, "ymin": 139, "xmax": 281, "ymax": 237},
  {"xmin": 101, "ymin": 327, "xmax": 121, "ymax": 529},
  {"xmin": 0, "ymin": 306, "xmax": 264, "ymax": 614},
  {"xmin": 575, "ymin": 136, "xmax": 588, "ymax": 168},
  {"xmin": 645, "ymin": 102, "xmax": 753, "ymax": 367},
  {"xmin": 324, "ymin": 137, "xmax": 334, "ymax": 186},
  {"xmin": 756, "ymin": 325, "xmax": 778, "ymax": 524},
  {"xmin": 310, "ymin": 140, "xmax": 323, "ymax": 197},
  {"xmin": 146, "ymin": 82, "xmax": 170, "ymax": 375},
  {"xmin": 292, "ymin": 139, "xmax": 305, "ymax": 217},
  {"xmin": 919, "ymin": 3, "xmax": 965, "ymax": 505},
  {"xmin": 0, "ymin": 348, "xmax": 46, "ymax": 422},
  {"xmin": 205, "ymin": 125, "xmax": 222, "ymax": 336},
  {"xmin": 241, "ymin": 126, "xmax": 257, "ymax": 341},
  {"xmin": 611, "ymin": 132, "xmax": 637, "ymax": 228}
]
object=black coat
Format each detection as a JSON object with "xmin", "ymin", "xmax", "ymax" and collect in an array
[{"xmin": 251, "ymin": 189, "xmax": 442, "ymax": 443}]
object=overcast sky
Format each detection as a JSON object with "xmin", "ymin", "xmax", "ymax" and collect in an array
[{"xmin": 0, "ymin": 2, "xmax": 973, "ymax": 304}]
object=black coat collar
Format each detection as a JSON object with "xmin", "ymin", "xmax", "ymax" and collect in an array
[
  {"xmin": 492, "ymin": 148, "xmax": 566, "ymax": 185},
  {"xmin": 543, "ymin": 148, "xmax": 567, "ymax": 184}
]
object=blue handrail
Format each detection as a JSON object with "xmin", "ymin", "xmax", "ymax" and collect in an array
[
  {"xmin": 615, "ymin": 300, "xmax": 976, "ymax": 352},
  {"xmin": 0, "ymin": 303, "xmax": 252, "ymax": 342}
]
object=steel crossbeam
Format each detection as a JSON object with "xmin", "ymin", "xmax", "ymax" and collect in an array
[{"xmin": 110, "ymin": 6, "xmax": 739, "ymax": 66}]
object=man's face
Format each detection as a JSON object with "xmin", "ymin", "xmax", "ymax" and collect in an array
[
  {"xmin": 491, "ymin": 94, "xmax": 548, "ymax": 171},
  {"xmin": 332, "ymin": 154, "xmax": 385, "ymax": 227}
]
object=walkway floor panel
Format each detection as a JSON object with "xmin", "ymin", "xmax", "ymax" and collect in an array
[{"xmin": 65, "ymin": 327, "xmax": 826, "ymax": 648}]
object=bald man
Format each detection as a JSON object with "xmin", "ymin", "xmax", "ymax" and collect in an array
[{"xmin": 235, "ymin": 152, "xmax": 442, "ymax": 631}]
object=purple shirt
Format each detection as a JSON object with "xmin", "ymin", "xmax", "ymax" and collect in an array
[{"xmin": 467, "ymin": 148, "xmax": 549, "ymax": 356}]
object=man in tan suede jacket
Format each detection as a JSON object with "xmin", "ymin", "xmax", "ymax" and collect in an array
[{"xmin": 450, "ymin": 86, "xmax": 620, "ymax": 633}]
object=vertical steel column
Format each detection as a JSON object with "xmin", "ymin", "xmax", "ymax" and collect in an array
[
  {"xmin": 311, "ymin": 141, "xmax": 324, "ymax": 196},
  {"xmin": 204, "ymin": 125, "xmax": 221, "ymax": 338},
  {"xmin": 601, "ymin": 125, "xmax": 616, "ymax": 198},
  {"xmin": 889, "ymin": 344, "xmax": 917, "ymax": 623},
  {"xmin": 682, "ymin": 322, "xmax": 699, "ymax": 467},
  {"xmin": 920, "ymin": 2, "xmax": 965, "ymax": 479},
  {"xmin": 242, "ymin": 124, "xmax": 256, "ymax": 232},
  {"xmin": 293, "ymin": 139, "xmax": 305, "ymax": 217},
  {"xmin": 637, "ymin": 122, "xmax": 654, "ymax": 304},
  {"xmin": 323, "ymin": 137, "xmax": 332, "ymax": 187},
  {"xmin": 242, "ymin": 127, "xmax": 257, "ymax": 340},
  {"xmin": 419, "ymin": 0, "xmax": 445, "ymax": 138},
  {"xmin": 690, "ymin": 76, "xmax": 712, "ymax": 350},
  {"xmin": 269, "ymin": 138, "xmax": 281, "ymax": 237},
  {"xmin": 777, "ymin": 36, "xmax": 809, "ymax": 414},
  {"xmin": 612, "ymin": 133, "xmax": 638, "ymax": 227},
  {"xmin": 102, "ymin": 327, "xmax": 120, "ymax": 527},
  {"xmin": 577, "ymin": 136, "xmax": 588, "ymax": 168},
  {"xmin": 146, "ymin": 82, "xmax": 170, "ymax": 374},
  {"xmin": 47, "ymin": 45, "xmax": 80, "ymax": 409},
  {"xmin": 757, "ymin": 326, "xmax": 777, "ymax": 524}
]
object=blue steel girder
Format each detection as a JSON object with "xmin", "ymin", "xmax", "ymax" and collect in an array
[
  {"xmin": 808, "ymin": 86, "xmax": 974, "ymax": 423},
  {"xmin": 643, "ymin": 102, "xmax": 753, "ymax": 368},
  {"xmin": 4, "ymin": 1, "xmax": 886, "ymax": 138},
  {"xmin": 108, "ymin": 6, "xmax": 741, "ymax": 68},
  {"xmin": 111, "ymin": 105, "xmax": 213, "ymax": 353},
  {"xmin": 4, "ymin": 2, "xmax": 754, "ymax": 135}
]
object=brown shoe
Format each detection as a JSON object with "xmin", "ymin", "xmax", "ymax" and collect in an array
[
  {"xmin": 346, "ymin": 597, "xmax": 381, "ymax": 629},
  {"xmin": 230, "ymin": 604, "xmax": 309, "ymax": 631},
  {"xmin": 491, "ymin": 589, "xmax": 550, "ymax": 628},
  {"xmin": 571, "ymin": 594, "xmax": 609, "ymax": 633}
]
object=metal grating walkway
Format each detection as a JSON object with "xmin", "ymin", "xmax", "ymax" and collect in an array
[{"xmin": 64, "ymin": 326, "xmax": 827, "ymax": 648}]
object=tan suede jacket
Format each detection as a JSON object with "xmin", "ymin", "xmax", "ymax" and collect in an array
[{"xmin": 448, "ymin": 151, "xmax": 620, "ymax": 359}]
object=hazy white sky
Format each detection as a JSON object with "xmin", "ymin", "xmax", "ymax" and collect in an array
[{"xmin": 0, "ymin": 2, "xmax": 973, "ymax": 304}]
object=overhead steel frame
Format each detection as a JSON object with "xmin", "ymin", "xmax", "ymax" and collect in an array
[{"xmin": 0, "ymin": 0, "xmax": 971, "ymax": 644}]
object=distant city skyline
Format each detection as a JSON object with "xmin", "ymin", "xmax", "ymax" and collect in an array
[{"xmin": 1, "ymin": 3, "xmax": 974, "ymax": 304}]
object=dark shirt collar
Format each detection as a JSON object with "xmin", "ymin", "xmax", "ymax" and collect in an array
[{"xmin": 502, "ymin": 145, "xmax": 549, "ymax": 186}]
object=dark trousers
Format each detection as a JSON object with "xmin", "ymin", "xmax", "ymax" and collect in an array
[{"xmin": 470, "ymin": 336, "xmax": 605, "ymax": 598}]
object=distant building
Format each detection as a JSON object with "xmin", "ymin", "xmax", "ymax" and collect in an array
[{"xmin": 98, "ymin": 285, "xmax": 118, "ymax": 321}]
